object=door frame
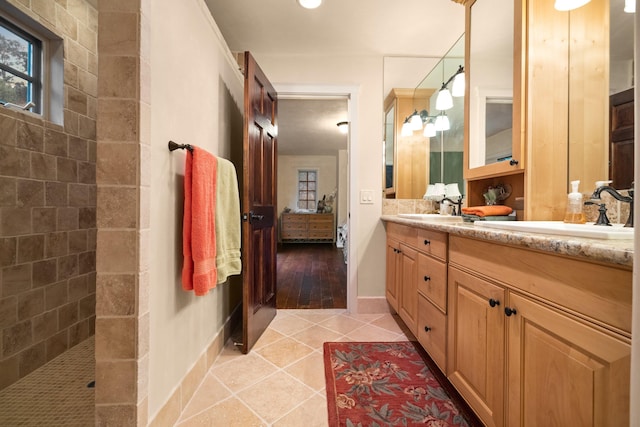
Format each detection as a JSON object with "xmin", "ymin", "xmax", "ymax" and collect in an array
[{"xmin": 274, "ymin": 83, "xmax": 359, "ymax": 313}]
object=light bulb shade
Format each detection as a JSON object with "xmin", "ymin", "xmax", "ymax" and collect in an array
[
  {"xmin": 451, "ymin": 72, "xmax": 465, "ymax": 97},
  {"xmin": 435, "ymin": 88, "xmax": 454, "ymax": 110},
  {"xmin": 409, "ymin": 113, "xmax": 423, "ymax": 131},
  {"xmin": 554, "ymin": 0, "xmax": 590, "ymax": 10},
  {"xmin": 423, "ymin": 122, "xmax": 436, "ymax": 137},
  {"xmin": 401, "ymin": 121, "xmax": 413, "ymax": 137},
  {"xmin": 624, "ymin": 0, "xmax": 635, "ymax": 12},
  {"xmin": 297, "ymin": 0, "xmax": 322, "ymax": 9},
  {"xmin": 337, "ymin": 121, "xmax": 349, "ymax": 134},
  {"xmin": 445, "ymin": 183, "xmax": 461, "ymax": 198},
  {"xmin": 434, "ymin": 115, "xmax": 450, "ymax": 131}
]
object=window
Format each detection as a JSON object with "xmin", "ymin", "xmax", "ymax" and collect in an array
[
  {"xmin": 0, "ymin": 16, "xmax": 41, "ymax": 113},
  {"xmin": 297, "ymin": 170, "xmax": 318, "ymax": 210}
]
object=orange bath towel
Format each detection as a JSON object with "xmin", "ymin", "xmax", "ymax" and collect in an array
[
  {"xmin": 182, "ymin": 147, "xmax": 218, "ymax": 296},
  {"xmin": 461, "ymin": 205, "xmax": 513, "ymax": 217}
]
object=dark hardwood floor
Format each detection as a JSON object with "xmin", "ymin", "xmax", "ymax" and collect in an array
[{"xmin": 276, "ymin": 243, "xmax": 347, "ymax": 309}]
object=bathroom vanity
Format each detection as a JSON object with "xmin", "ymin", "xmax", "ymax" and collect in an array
[{"xmin": 383, "ymin": 216, "xmax": 632, "ymax": 427}]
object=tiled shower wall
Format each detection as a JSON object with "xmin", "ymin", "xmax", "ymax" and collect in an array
[{"xmin": 0, "ymin": 0, "xmax": 97, "ymax": 390}]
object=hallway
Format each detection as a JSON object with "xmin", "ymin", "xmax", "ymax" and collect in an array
[{"xmin": 276, "ymin": 244, "xmax": 347, "ymax": 309}]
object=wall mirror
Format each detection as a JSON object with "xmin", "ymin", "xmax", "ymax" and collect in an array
[
  {"xmin": 382, "ymin": 35, "xmax": 465, "ymax": 199},
  {"xmin": 467, "ymin": 0, "xmax": 514, "ymax": 170}
]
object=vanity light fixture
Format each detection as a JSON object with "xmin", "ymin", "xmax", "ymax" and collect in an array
[
  {"xmin": 336, "ymin": 121, "xmax": 349, "ymax": 134},
  {"xmin": 423, "ymin": 121, "xmax": 437, "ymax": 137},
  {"xmin": 554, "ymin": 0, "xmax": 590, "ymax": 11},
  {"xmin": 624, "ymin": 0, "xmax": 635, "ymax": 13},
  {"xmin": 451, "ymin": 66, "xmax": 465, "ymax": 97},
  {"xmin": 401, "ymin": 118, "xmax": 413, "ymax": 137},
  {"xmin": 409, "ymin": 110, "xmax": 424, "ymax": 131},
  {"xmin": 434, "ymin": 114, "xmax": 450, "ymax": 131},
  {"xmin": 297, "ymin": 0, "xmax": 322, "ymax": 9},
  {"xmin": 435, "ymin": 84, "xmax": 454, "ymax": 111}
]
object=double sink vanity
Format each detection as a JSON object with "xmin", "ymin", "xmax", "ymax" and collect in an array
[{"xmin": 382, "ymin": 215, "xmax": 632, "ymax": 426}]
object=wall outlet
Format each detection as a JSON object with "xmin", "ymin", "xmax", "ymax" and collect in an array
[{"xmin": 360, "ymin": 190, "xmax": 374, "ymax": 204}]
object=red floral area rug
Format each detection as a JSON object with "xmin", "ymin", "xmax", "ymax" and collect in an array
[{"xmin": 323, "ymin": 341, "xmax": 481, "ymax": 427}]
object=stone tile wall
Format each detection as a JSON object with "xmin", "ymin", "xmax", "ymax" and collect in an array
[{"xmin": 0, "ymin": 0, "xmax": 97, "ymax": 390}]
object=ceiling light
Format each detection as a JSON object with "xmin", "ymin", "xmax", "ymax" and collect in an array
[
  {"xmin": 624, "ymin": 0, "xmax": 635, "ymax": 13},
  {"xmin": 297, "ymin": 0, "xmax": 322, "ymax": 9},
  {"xmin": 336, "ymin": 121, "xmax": 349, "ymax": 134},
  {"xmin": 554, "ymin": 0, "xmax": 591, "ymax": 11},
  {"xmin": 435, "ymin": 85, "xmax": 453, "ymax": 111}
]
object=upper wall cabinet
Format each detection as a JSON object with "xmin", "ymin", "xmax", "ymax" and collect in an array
[
  {"xmin": 465, "ymin": 0, "xmax": 627, "ymax": 220},
  {"xmin": 464, "ymin": 0, "xmax": 521, "ymax": 180}
]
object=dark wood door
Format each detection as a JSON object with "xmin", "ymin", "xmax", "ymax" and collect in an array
[
  {"xmin": 241, "ymin": 51, "xmax": 278, "ymax": 353},
  {"xmin": 609, "ymin": 88, "xmax": 634, "ymax": 189}
]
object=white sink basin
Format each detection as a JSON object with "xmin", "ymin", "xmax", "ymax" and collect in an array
[
  {"xmin": 398, "ymin": 213, "xmax": 463, "ymax": 223},
  {"xmin": 474, "ymin": 221, "xmax": 634, "ymax": 240}
]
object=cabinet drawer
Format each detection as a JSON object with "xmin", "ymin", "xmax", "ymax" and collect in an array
[
  {"xmin": 417, "ymin": 294, "xmax": 447, "ymax": 373},
  {"xmin": 308, "ymin": 231, "xmax": 332, "ymax": 239},
  {"xmin": 283, "ymin": 222, "xmax": 307, "ymax": 231},
  {"xmin": 282, "ymin": 231, "xmax": 307, "ymax": 239},
  {"xmin": 415, "ymin": 229, "xmax": 447, "ymax": 260},
  {"xmin": 417, "ymin": 253, "xmax": 447, "ymax": 312},
  {"xmin": 282, "ymin": 214, "xmax": 307, "ymax": 223},
  {"xmin": 308, "ymin": 222, "xmax": 332, "ymax": 231}
]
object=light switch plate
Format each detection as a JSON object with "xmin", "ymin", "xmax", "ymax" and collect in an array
[{"xmin": 360, "ymin": 190, "xmax": 374, "ymax": 204}]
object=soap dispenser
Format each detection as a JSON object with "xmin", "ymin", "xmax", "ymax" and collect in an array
[{"xmin": 563, "ymin": 180, "xmax": 586, "ymax": 224}]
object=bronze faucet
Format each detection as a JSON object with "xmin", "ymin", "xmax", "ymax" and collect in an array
[{"xmin": 589, "ymin": 183, "xmax": 634, "ymax": 228}]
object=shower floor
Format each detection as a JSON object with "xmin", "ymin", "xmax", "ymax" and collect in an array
[{"xmin": 0, "ymin": 336, "xmax": 95, "ymax": 426}]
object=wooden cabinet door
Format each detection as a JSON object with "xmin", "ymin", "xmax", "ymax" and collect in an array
[
  {"xmin": 448, "ymin": 266, "xmax": 506, "ymax": 427},
  {"xmin": 506, "ymin": 293, "xmax": 630, "ymax": 427},
  {"xmin": 398, "ymin": 244, "xmax": 418, "ymax": 335},
  {"xmin": 385, "ymin": 237, "xmax": 401, "ymax": 312}
]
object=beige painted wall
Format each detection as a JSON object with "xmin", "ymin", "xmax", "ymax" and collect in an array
[
  {"xmin": 338, "ymin": 149, "xmax": 348, "ymax": 226},
  {"xmin": 278, "ymin": 155, "xmax": 338, "ymax": 215},
  {"xmin": 255, "ymin": 54, "xmax": 387, "ymax": 298},
  {"xmin": 148, "ymin": 0, "xmax": 243, "ymax": 417}
]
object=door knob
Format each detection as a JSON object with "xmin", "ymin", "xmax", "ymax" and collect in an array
[
  {"xmin": 489, "ymin": 298, "xmax": 500, "ymax": 308},
  {"xmin": 504, "ymin": 307, "xmax": 517, "ymax": 317}
]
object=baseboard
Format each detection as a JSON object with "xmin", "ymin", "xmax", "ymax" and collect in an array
[
  {"xmin": 356, "ymin": 296, "xmax": 393, "ymax": 314},
  {"xmin": 149, "ymin": 303, "xmax": 242, "ymax": 427}
]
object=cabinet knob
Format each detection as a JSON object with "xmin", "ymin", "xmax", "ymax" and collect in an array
[
  {"xmin": 424, "ymin": 326, "xmax": 431, "ymax": 332},
  {"xmin": 489, "ymin": 298, "xmax": 500, "ymax": 308},
  {"xmin": 510, "ymin": 159, "xmax": 519, "ymax": 166},
  {"xmin": 504, "ymin": 307, "xmax": 517, "ymax": 317},
  {"xmin": 424, "ymin": 239, "xmax": 431, "ymax": 246},
  {"xmin": 423, "ymin": 275, "xmax": 431, "ymax": 282}
]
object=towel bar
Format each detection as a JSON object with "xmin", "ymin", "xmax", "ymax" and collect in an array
[{"xmin": 168, "ymin": 140, "xmax": 194, "ymax": 152}]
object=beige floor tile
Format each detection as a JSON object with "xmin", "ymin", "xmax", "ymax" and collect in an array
[
  {"xmin": 268, "ymin": 315, "xmax": 315, "ymax": 336},
  {"xmin": 177, "ymin": 397, "xmax": 265, "ymax": 427},
  {"xmin": 178, "ymin": 373, "xmax": 231, "ymax": 421},
  {"xmin": 284, "ymin": 351, "xmax": 327, "ymax": 391},
  {"xmin": 287, "ymin": 309, "xmax": 344, "ymax": 324},
  {"xmin": 253, "ymin": 328, "xmax": 287, "ymax": 351},
  {"xmin": 344, "ymin": 324, "xmax": 402, "ymax": 342},
  {"xmin": 237, "ymin": 371, "xmax": 315, "ymax": 424},
  {"xmin": 212, "ymin": 338, "xmax": 245, "ymax": 366},
  {"xmin": 290, "ymin": 324, "xmax": 344, "ymax": 349},
  {"xmin": 370, "ymin": 313, "xmax": 413, "ymax": 335},
  {"xmin": 318, "ymin": 314, "xmax": 368, "ymax": 335},
  {"xmin": 273, "ymin": 394, "xmax": 329, "ymax": 427},
  {"xmin": 212, "ymin": 352, "xmax": 278, "ymax": 392},
  {"xmin": 256, "ymin": 337, "xmax": 315, "ymax": 369}
]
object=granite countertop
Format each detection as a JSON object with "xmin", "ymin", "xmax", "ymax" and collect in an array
[{"xmin": 381, "ymin": 215, "xmax": 634, "ymax": 268}]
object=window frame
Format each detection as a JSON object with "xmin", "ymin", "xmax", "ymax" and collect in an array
[
  {"xmin": 297, "ymin": 169, "xmax": 319, "ymax": 211},
  {"xmin": 0, "ymin": 15, "xmax": 42, "ymax": 113}
]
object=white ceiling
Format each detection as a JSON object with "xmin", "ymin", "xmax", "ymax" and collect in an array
[{"xmin": 204, "ymin": 0, "xmax": 466, "ymax": 156}]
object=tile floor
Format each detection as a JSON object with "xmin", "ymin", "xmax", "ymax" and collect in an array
[
  {"xmin": 0, "ymin": 310, "xmax": 413, "ymax": 427},
  {"xmin": 176, "ymin": 309, "xmax": 415, "ymax": 427},
  {"xmin": 0, "ymin": 336, "xmax": 95, "ymax": 426}
]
